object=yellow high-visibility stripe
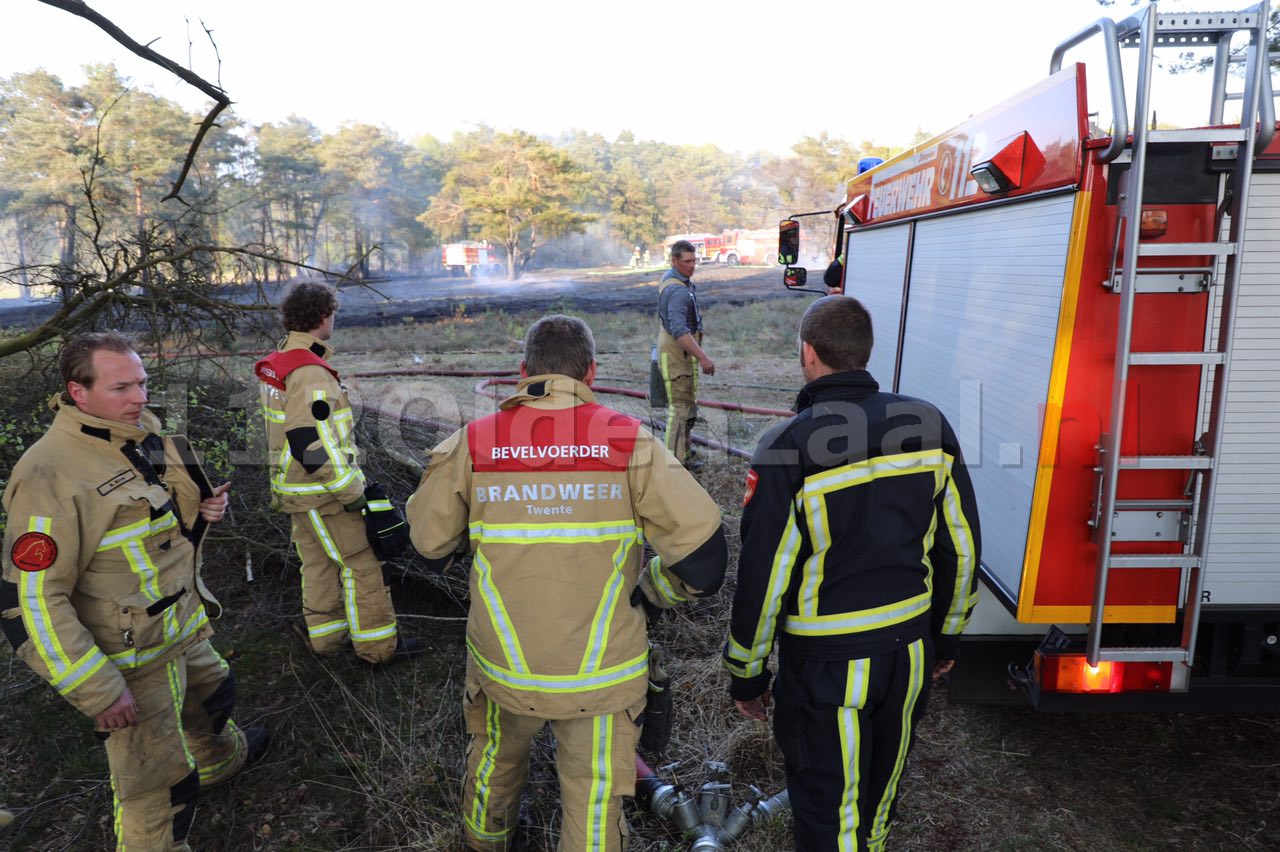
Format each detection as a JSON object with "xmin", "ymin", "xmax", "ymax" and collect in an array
[
  {"xmin": 800, "ymin": 494, "xmax": 832, "ymax": 618},
  {"xmin": 647, "ymin": 555, "xmax": 686, "ymax": 606},
  {"xmin": 469, "ymin": 520, "xmax": 638, "ymax": 545},
  {"xmin": 307, "ymin": 619, "xmax": 349, "ymax": 638},
  {"xmin": 166, "ymin": 659, "xmax": 197, "ymax": 771},
  {"xmin": 113, "ymin": 781, "xmax": 125, "ymax": 851},
  {"xmin": 51, "ymin": 647, "xmax": 110, "ymax": 696},
  {"xmin": 198, "ymin": 720, "xmax": 243, "ymax": 783},
  {"xmin": 724, "ymin": 503, "xmax": 804, "ymax": 678},
  {"xmin": 474, "ymin": 549, "xmax": 530, "ymax": 673},
  {"xmin": 783, "ymin": 591, "xmax": 931, "ymax": 637},
  {"xmin": 19, "ymin": 516, "xmax": 74, "ymax": 678},
  {"xmin": 306, "ymin": 509, "xmax": 395, "ymax": 644},
  {"xmin": 837, "ymin": 705, "xmax": 861, "ymax": 851},
  {"xmin": 108, "ymin": 606, "xmax": 209, "ymax": 669},
  {"xmin": 96, "ymin": 512, "xmax": 178, "ymax": 550},
  {"xmin": 661, "ymin": 352, "xmax": 677, "ymax": 451},
  {"xmin": 939, "ymin": 473, "xmax": 979, "ymax": 635},
  {"xmin": 588, "ymin": 713, "xmax": 615, "ymax": 850},
  {"xmin": 468, "ymin": 639, "xmax": 648, "ymax": 694},
  {"xmin": 261, "ymin": 405, "xmax": 286, "ymax": 424},
  {"xmin": 466, "ymin": 696, "xmax": 508, "ymax": 842},
  {"xmin": 868, "ymin": 639, "xmax": 925, "ymax": 848},
  {"xmin": 801, "ymin": 449, "xmax": 947, "ymax": 498},
  {"xmin": 579, "ymin": 534, "xmax": 637, "ymax": 674}
]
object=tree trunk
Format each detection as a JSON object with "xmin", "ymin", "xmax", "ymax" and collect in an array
[
  {"xmin": 135, "ymin": 178, "xmax": 150, "ymax": 285},
  {"xmin": 15, "ymin": 214, "xmax": 30, "ymax": 299},
  {"xmin": 58, "ymin": 204, "xmax": 76, "ymax": 301}
]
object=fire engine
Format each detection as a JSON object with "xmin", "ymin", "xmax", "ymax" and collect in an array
[
  {"xmin": 441, "ymin": 241, "xmax": 504, "ymax": 277},
  {"xmin": 664, "ymin": 229, "xmax": 780, "ymax": 265},
  {"xmin": 782, "ymin": 2, "xmax": 1280, "ymax": 710}
]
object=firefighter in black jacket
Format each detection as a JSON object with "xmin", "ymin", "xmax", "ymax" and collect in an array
[{"xmin": 723, "ymin": 296, "xmax": 980, "ymax": 851}]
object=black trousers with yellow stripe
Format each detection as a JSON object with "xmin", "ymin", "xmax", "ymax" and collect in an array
[{"xmin": 772, "ymin": 637, "xmax": 932, "ymax": 852}]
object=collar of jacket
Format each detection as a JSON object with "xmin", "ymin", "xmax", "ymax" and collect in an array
[
  {"xmin": 48, "ymin": 392, "xmax": 162, "ymax": 446},
  {"xmin": 661, "ymin": 268, "xmax": 693, "ymax": 289},
  {"xmin": 280, "ymin": 330, "xmax": 335, "ymax": 361},
  {"xmin": 499, "ymin": 374, "xmax": 596, "ymax": 411},
  {"xmin": 794, "ymin": 369, "xmax": 881, "ymax": 412}
]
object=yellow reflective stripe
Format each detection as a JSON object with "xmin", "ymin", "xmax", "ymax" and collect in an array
[
  {"xmin": 30, "ymin": 515, "xmax": 51, "ymax": 533},
  {"xmin": 939, "ymin": 470, "xmax": 979, "ymax": 635},
  {"xmin": 660, "ymin": 351, "xmax": 677, "ymax": 450},
  {"xmin": 261, "ymin": 405, "xmax": 286, "ymax": 424},
  {"xmin": 19, "ymin": 571, "xmax": 74, "ymax": 677},
  {"xmin": 307, "ymin": 619, "xmax": 349, "ymax": 638},
  {"xmin": 579, "ymin": 534, "xmax": 636, "ymax": 674},
  {"xmin": 726, "ymin": 502, "xmax": 804, "ymax": 673},
  {"xmin": 800, "ymin": 494, "xmax": 832, "ymax": 618},
  {"xmin": 468, "ymin": 639, "xmax": 648, "ymax": 694},
  {"xmin": 783, "ymin": 591, "xmax": 931, "ymax": 637},
  {"xmin": 466, "ymin": 696, "xmax": 511, "ymax": 842},
  {"xmin": 198, "ymin": 720, "xmax": 243, "ymax": 782},
  {"xmin": 468, "ymin": 520, "xmax": 638, "ymax": 544},
  {"xmin": 51, "ymin": 647, "xmax": 110, "ymax": 696},
  {"xmin": 113, "ymin": 782, "xmax": 125, "ymax": 851},
  {"xmin": 474, "ymin": 549, "xmax": 530, "ymax": 672},
  {"xmin": 802, "ymin": 449, "xmax": 947, "ymax": 498},
  {"xmin": 647, "ymin": 555, "xmax": 686, "ymax": 606},
  {"xmin": 869, "ymin": 640, "xmax": 925, "ymax": 848},
  {"xmin": 367, "ymin": 499, "xmax": 393, "ymax": 511},
  {"xmin": 837, "ymin": 704, "xmax": 861, "ymax": 851},
  {"xmin": 314, "ymin": 389, "xmax": 354, "ymax": 483},
  {"xmin": 588, "ymin": 713, "xmax": 614, "ymax": 850},
  {"xmin": 97, "ymin": 512, "xmax": 178, "ymax": 551},
  {"xmin": 166, "ymin": 659, "xmax": 197, "ymax": 770},
  {"xmin": 108, "ymin": 606, "xmax": 209, "ymax": 669}
]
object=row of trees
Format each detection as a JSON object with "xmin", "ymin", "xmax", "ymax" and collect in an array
[{"xmin": 0, "ymin": 64, "xmax": 915, "ymax": 288}]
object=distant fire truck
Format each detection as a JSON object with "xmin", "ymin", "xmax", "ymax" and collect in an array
[
  {"xmin": 441, "ymin": 241, "xmax": 504, "ymax": 276},
  {"xmin": 663, "ymin": 229, "xmax": 779, "ymax": 265},
  {"xmin": 783, "ymin": 2, "xmax": 1280, "ymax": 710}
]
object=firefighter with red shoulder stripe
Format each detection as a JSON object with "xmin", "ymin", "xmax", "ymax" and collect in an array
[
  {"xmin": 1, "ymin": 332, "xmax": 268, "ymax": 851},
  {"xmin": 723, "ymin": 296, "xmax": 981, "ymax": 851},
  {"xmin": 254, "ymin": 282, "xmax": 419, "ymax": 665},
  {"xmin": 407, "ymin": 314, "xmax": 728, "ymax": 851}
]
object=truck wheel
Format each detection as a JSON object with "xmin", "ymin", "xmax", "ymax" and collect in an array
[{"xmin": 726, "ymin": 254, "xmax": 739, "ymax": 267}]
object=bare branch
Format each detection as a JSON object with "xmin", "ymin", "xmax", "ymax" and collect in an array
[{"xmin": 36, "ymin": 0, "xmax": 233, "ymax": 200}]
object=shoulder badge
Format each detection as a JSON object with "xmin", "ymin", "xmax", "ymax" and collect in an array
[
  {"xmin": 742, "ymin": 469, "xmax": 759, "ymax": 508},
  {"xmin": 11, "ymin": 532, "xmax": 58, "ymax": 572}
]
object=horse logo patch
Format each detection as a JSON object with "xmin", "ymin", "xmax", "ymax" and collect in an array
[{"xmin": 11, "ymin": 532, "xmax": 57, "ymax": 572}]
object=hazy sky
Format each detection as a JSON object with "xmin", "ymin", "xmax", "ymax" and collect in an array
[{"xmin": 3, "ymin": 0, "xmax": 1237, "ymax": 154}]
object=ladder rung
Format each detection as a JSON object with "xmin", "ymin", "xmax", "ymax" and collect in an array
[
  {"xmin": 1118, "ymin": 455, "xmax": 1213, "ymax": 470},
  {"xmin": 1096, "ymin": 646, "xmax": 1191, "ymax": 664},
  {"xmin": 1148, "ymin": 128, "xmax": 1247, "ymax": 143},
  {"xmin": 1129, "ymin": 351, "xmax": 1225, "ymax": 366},
  {"xmin": 1114, "ymin": 499, "xmax": 1193, "ymax": 512},
  {"xmin": 1108, "ymin": 269, "xmax": 1210, "ymax": 293},
  {"xmin": 1109, "ymin": 554, "xmax": 1202, "ymax": 569},
  {"xmin": 1138, "ymin": 242, "xmax": 1236, "ymax": 257}
]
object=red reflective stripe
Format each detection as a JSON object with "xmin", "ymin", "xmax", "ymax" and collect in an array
[
  {"xmin": 468, "ymin": 403, "xmax": 639, "ymax": 472},
  {"xmin": 254, "ymin": 350, "xmax": 338, "ymax": 390}
]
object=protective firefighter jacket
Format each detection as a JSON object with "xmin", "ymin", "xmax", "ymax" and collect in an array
[
  {"xmin": 407, "ymin": 375, "xmax": 728, "ymax": 719},
  {"xmin": 1, "ymin": 395, "xmax": 220, "ymax": 718},
  {"xmin": 256, "ymin": 331, "xmax": 365, "ymax": 513},
  {"xmin": 723, "ymin": 370, "xmax": 981, "ymax": 699}
]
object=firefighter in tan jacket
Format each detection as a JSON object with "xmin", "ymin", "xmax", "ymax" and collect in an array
[
  {"xmin": 407, "ymin": 314, "xmax": 728, "ymax": 851},
  {"xmin": 255, "ymin": 282, "xmax": 417, "ymax": 665},
  {"xmin": 1, "ymin": 332, "xmax": 267, "ymax": 851}
]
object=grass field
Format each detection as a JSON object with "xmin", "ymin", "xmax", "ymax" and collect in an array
[{"xmin": 2, "ymin": 298, "xmax": 1279, "ymax": 850}]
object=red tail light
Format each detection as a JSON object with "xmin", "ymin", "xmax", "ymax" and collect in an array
[{"xmin": 1035, "ymin": 651, "xmax": 1172, "ymax": 693}]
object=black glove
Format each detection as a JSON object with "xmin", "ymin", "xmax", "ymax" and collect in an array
[
  {"xmin": 361, "ymin": 483, "xmax": 411, "ymax": 561},
  {"xmin": 638, "ymin": 643, "xmax": 673, "ymax": 756}
]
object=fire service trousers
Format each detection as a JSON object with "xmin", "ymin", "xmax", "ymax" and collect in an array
[
  {"xmin": 103, "ymin": 638, "xmax": 249, "ymax": 850},
  {"xmin": 772, "ymin": 637, "xmax": 933, "ymax": 852},
  {"xmin": 461, "ymin": 679, "xmax": 644, "ymax": 851},
  {"xmin": 290, "ymin": 506, "xmax": 398, "ymax": 663},
  {"xmin": 659, "ymin": 353, "xmax": 698, "ymax": 465}
]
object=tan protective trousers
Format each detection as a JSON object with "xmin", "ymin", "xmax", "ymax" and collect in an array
[
  {"xmin": 105, "ymin": 638, "xmax": 248, "ymax": 851},
  {"xmin": 659, "ymin": 352, "xmax": 698, "ymax": 465},
  {"xmin": 461, "ymin": 676, "xmax": 644, "ymax": 852},
  {"xmin": 290, "ymin": 507, "xmax": 399, "ymax": 663}
]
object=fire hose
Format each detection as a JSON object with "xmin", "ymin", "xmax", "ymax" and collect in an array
[{"xmin": 634, "ymin": 754, "xmax": 790, "ymax": 850}]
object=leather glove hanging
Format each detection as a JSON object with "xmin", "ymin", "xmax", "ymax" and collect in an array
[{"xmin": 361, "ymin": 482, "xmax": 411, "ymax": 561}]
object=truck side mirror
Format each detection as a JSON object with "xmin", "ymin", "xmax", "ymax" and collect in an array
[
  {"xmin": 783, "ymin": 267, "xmax": 807, "ymax": 289},
  {"xmin": 778, "ymin": 219, "xmax": 800, "ymax": 266}
]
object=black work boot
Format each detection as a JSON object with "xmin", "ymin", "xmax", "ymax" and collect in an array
[
  {"xmin": 365, "ymin": 636, "xmax": 427, "ymax": 669},
  {"xmin": 243, "ymin": 725, "xmax": 272, "ymax": 769}
]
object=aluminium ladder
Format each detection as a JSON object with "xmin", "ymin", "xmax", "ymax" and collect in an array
[{"xmin": 1061, "ymin": 2, "xmax": 1276, "ymax": 689}]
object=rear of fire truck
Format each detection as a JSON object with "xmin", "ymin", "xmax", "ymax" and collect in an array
[{"xmin": 780, "ymin": 1, "xmax": 1280, "ymax": 711}]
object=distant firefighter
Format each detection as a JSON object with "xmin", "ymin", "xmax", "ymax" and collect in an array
[{"xmin": 654, "ymin": 239, "xmax": 714, "ymax": 470}]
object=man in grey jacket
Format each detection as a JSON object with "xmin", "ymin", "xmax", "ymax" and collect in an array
[{"xmin": 654, "ymin": 240, "xmax": 715, "ymax": 469}]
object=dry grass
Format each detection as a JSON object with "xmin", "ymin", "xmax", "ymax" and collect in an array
[{"xmin": 3, "ymin": 299, "xmax": 1280, "ymax": 850}]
